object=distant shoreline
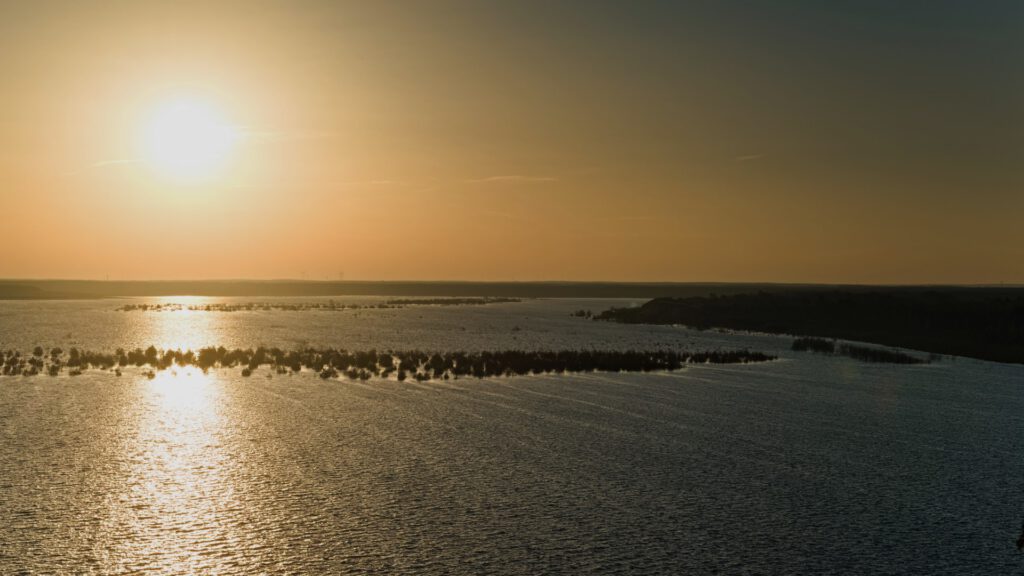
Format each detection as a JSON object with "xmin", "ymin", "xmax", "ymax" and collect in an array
[{"xmin": 2, "ymin": 279, "xmax": 1022, "ymax": 300}]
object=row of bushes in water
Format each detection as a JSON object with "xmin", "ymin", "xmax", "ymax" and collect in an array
[
  {"xmin": 791, "ymin": 337, "xmax": 928, "ymax": 364},
  {"xmin": 115, "ymin": 297, "xmax": 522, "ymax": 312},
  {"xmin": 384, "ymin": 298, "xmax": 521, "ymax": 306},
  {"xmin": 0, "ymin": 346, "xmax": 776, "ymax": 379}
]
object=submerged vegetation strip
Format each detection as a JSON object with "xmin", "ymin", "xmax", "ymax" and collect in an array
[
  {"xmin": 0, "ymin": 346, "xmax": 776, "ymax": 380},
  {"xmin": 115, "ymin": 297, "xmax": 523, "ymax": 312},
  {"xmin": 791, "ymin": 337, "xmax": 929, "ymax": 364}
]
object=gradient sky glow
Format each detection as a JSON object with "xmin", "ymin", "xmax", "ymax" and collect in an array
[{"xmin": 1, "ymin": 1, "xmax": 1021, "ymax": 282}]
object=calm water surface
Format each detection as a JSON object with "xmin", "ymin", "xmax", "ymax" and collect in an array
[{"xmin": 1, "ymin": 298, "xmax": 1023, "ymax": 574}]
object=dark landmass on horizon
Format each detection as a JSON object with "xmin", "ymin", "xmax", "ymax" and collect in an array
[
  {"xmin": 595, "ymin": 291, "xmax": 1024, "ymax": 365},
  {"xmin": 1, "ymin": 280, "xmax": 1022, "ymax": 300}
]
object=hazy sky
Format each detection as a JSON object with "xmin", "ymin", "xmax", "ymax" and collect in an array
[{"xmin": 1, "ymin": 1, "xmax": 1021, "ymax": 283}]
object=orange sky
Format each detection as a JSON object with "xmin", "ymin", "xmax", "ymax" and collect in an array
[{"xmin": 2, "ymin": 2, "xmax": 1022, "ymax": 283}]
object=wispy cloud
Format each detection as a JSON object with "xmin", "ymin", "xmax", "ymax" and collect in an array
[
  {"xmin": 466, "ymin": 175, "xmax": 558, "ymax": 183},
  {"xmin": 61, "ymin": 158, "xmax": 144, "ymax": 176}
]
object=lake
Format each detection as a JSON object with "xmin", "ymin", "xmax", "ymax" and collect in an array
[{"xmin": 1, "ymin": 297, "xmax": 1022, "ymax": 574}]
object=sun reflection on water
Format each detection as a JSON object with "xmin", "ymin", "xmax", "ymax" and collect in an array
[
  {"xmin": 144, "ymin": 296, "xmax": 222, "ymax": 350},
  {"xmin": 147, "ymin": 366, "xmax": 217, "ymax": 410},
  {"xmin": 100, "ymin": 361, "xmax": 253, "ymax": 573}
]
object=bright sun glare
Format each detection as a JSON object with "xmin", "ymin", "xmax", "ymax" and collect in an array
[{"xmin": 142, "ymin": 98, "xmax": 240, "ymax": 183}]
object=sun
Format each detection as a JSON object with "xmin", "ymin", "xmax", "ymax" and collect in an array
[{"xmin": 141, "ymin": 98, "xmax": 240, "ymax": 183}]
